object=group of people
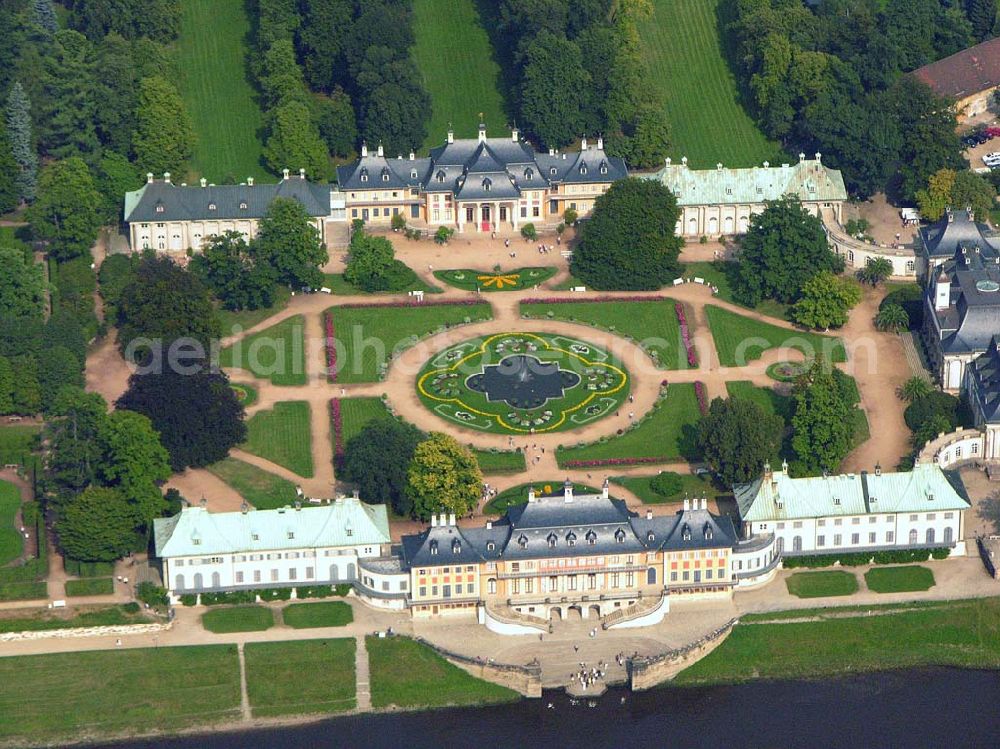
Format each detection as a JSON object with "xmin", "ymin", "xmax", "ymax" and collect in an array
[
  {"xmin": 481, "ymin": 482, "xmax": 498, "ymax": 506},
  {"xmin": 535, "ymin": 242, "xmax": 558, "ymax": 254},
  {"xmin": 571, "ymin": 661, "xmax": 608, "ymax": 691}
]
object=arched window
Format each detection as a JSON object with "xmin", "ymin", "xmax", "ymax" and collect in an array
[
  {"xmin": 346, "ymin": 562, "xmax": 356, "ymax": 580},
  {"xmin": 155, "ymin": 204, "xmax": 165, "ymax": 213},
  {"xmin": 211, "ymin": 571, "xmax": 221, "ymax": 588},
  {"xmin": 193, "ymin": 573, "xmax": 203, "ymax": 589},
  {"xmin": 909, "ymin": 528, "xmax": 918, "ymax": 545},
  {"xmin": 175, "ymin": 574, "xmax": 185, "ymax": 591},
  {"xmin": 566, "ymin": 532, "xmax": 576, "ymax": 547},
  {"xmin": 487, "ymin": 578, "xmax": 497, "ymax": 594},
  {"xmin": 547, "ymin": 533, "xmax": 557, "ymax": 548},
  {"xmin": 381, "ymin": 169, "xmax": 390, "ymax": 182},
  {"xmin": 792, "ymin": 536, "xmax": 802, "ymax": 552},
  {"xmin": 926, "ymin": 528, "xmax": 935, "ymax": 545},
  {"xmin": 518, "ymin": 534, "xmax": 528, "ymax": 549},
  {"xmin": 208, "ymin": 203, "xmax": 216, "ymax": 211},
  {"xmin": 579, "ymin": 165, "xmax": 588, "ymax": 175},
  {"xmin": 615, "ymin": 528, "xmax": 626, "ymax": 543},
  {"xmin": 239, "ymin": 202, "xmax": 248, "ymax": 210},
  {"xmin": 646, "ymin": 568, "xmax": 656, "ymax": 585},
  {"xmin": 599, "ymin": 161, "xmax": 608, "ymax": 175},
  {"xmin": 775, "ymin": 537, "xmax": 785, "ymax": 554},
  {"xmin": 436, "ymin": 170, "xmax": 446, "ymax": 183},
  {"xmin": 944, "ymin": 526, "xmax": 954, "ymax": 544},
  {"xmin": 586, "ymin": 530, "xmax": 597, "ymax": 546},
  {"xmin": 524, "ymin": 168, "xmax": 533, "ymax": 180},
  {"xmin": 482, "ymin": 177, "xmax": 492, "ymax": 192},
  {"xmin": 550, "ymin": 167, "xmax": 557, "ymax": 176},
  {"xmin": 429, "ymin": 540, "xmax": 439, "ymax": 556},
  {"xmin": 330, "ymin": 564, "xmax": 340, "ymax": 581}
]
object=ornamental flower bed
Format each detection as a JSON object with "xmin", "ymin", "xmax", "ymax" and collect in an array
[
  {"xmin": 521, "ymin": 295, "xmax": 672, "ymax": 305},
  {"xmin": 330, "ymin": 399, "xmax": 344, "ymax": 460},
  {"xmin": 676, "ymin": 303, "xmax": 698, "ymax": 367},
  {"xmin": 695, "ymin": 381, "xmax": 708, "ymax": 415},
  {"xmin": 324, "ymin": 311, "xmax": 336, "ymax": 383},
  {"xmin": 563, "ymin": 456, "xmax": 672, "ymax": 468}
]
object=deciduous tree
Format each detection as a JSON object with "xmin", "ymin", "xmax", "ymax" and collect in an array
[
  {"xmin": 26, "ymin": 157, "xmax": 102, "ymax": 261},
  {"xmin": 263, "ymin": 99, "xmax": 330, "ymax": 180},
  {"xmin": 791, "ymin": 357, "xmax": 856, "ymax": 474},
  {"xmin": 132, "ymin": 76, "xmax": 196, "ymax": 178},
  {"xmin": 340, "ymin": 417, "xmax": 423, "ymax": 517},
  {"xmin": 98, "ymin": 409, "xmax": 171, "ymax": 525},
  {"xmin": 406, "ymin": 433, "xmax": 482, "ymax": 520},
  {"xmin": 791, "ymin": 271, "xmax": 862, "ymax": 330},
  {"xmin": 697, "ymin": 396, "xmax": 783, "ymax": 487},
  {"xmin": 190, "ymin": 231, "xmax": 277, "ymax": 312},
  {"xmin": 0, "ymin": 246, "xmax": 44, "ymax": 320},
  {"xmin": 255, "ymin": 198, "xmax": 328, "ymax": 290},
  {"xmin": 57, "ymin": 486, "xmax": 137, "ymax": 562},
  {"xmin": 519, "ymin": 31, "xmax": 589, "ymax": 148},
  {"xmin": 37, "ymin": 346, "xmax": 83, "ymax": 412}
]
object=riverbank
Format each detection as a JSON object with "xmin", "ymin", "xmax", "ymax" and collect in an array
[{"xmin": 673, "ymin": 595, "xmax": 1000, "ymax": 686}]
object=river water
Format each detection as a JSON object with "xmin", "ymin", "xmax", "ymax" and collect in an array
[{"xmin": 91, "ymin": 668, "xmax": 1000, "ymax": 749}]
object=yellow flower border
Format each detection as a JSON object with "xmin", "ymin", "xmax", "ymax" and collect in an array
[{"xmin": 417, "ymin": 332, "xmax": 628, "ymax": 433}]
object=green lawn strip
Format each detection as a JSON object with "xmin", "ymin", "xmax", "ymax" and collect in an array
[
  {"xmin": 741, "ymin": 597, "xmax": 959, "ymax": 623},
  {"xmin": 681, "ymin": 261, "xmax": 791, "ymax": 320},
  {"xmin": 338, "ymin": 397, "xmax": 391, "ymax": 444},
  {"xmin": 474, "ymin": 449, "xmax": 527, "ymax": 475},
  {"xmin": 220, "ymin": 315, "xmax": 306, "ymax": 386},
  {"xmin": 177, "ymin": 0, "xmax": 268, "ymax": 181},
  {"xmin": 330, "ymin": 303, "xmax": 492, "ymax": 383},
  {"xmin": 556, "ymin": 383, "xmax": 701, "ymax": 467},
  {"xmin": 706, "ymin": 305, "xmax": 846, "ymax": 367},
  {"xmin": 0, "ymin": 424, "xmax": 42, "ymax": 472},
  {"xmin": 245, "ymin": 639, "xmax": 356, "ymax": 717},
  {"xmin": 785, "ymin": 570, "xmax": 859, "ymax": 599},
  {"xmin": 434, "ymin": 267, "xmax": 557, "ymax": 292},
  {"xmin": 217, "ymin": 287, "xmax": 291, "ymax": 335},
  {"xmin": 725, "ymin": 381, "xmax": 794, "ymax": 422},
  {"xmin": 242, "ymin": 401, "xmax": 314, "ymax": 478},
  {"xmin": 0, "ymin": 581, "xmax": 46, "ymax": 601},
  {"xmin": 206, "ymin": 457, "xmax": 300, "ymax": 510},
  {"xmin": 411, "ymin": 0, "xmax": 508, "ymax": 152},
  {"xmin": 520, "ymin": 298, "xmax": 689, "ymax": 370},
  {"xmin": 367, "ymin": 636, "xmax": 519, "ymax": 709},
  {"xmin": 864, "ymin": 565, "xmax": 935, "ymax": 593},
  {"xmin": 0, "ymin": 645, "xmax": 241, "ymax": 742},
  {"xmin": 485, "ymin": 482, "xmax": 598, "ymax": 515},
  {"xmin": 675, "ymin": 597, "xmax": 1000, "ymax": 685},
  {"xmin": 611, "ymin": 474, "xmax": 720, "ymax": 505},
  {"xmin": 201, "ymin": 605, "xmax": 274, "ymax": 634},
  {"xmin": 322, "ymin": 272, "xmax": 442, "ymax": 296},
  {"xmin": 0, "ymin": 480, "xmax": 23, "ymax": 566},
  {"xmin": 0, "ymin": 605, "xmax": 150, "ymax": 633},
  {"xmin": 64, "ymin": 578, "xmax": 115, "ymax": 597},
  {"xmin": 282, "ymin": 601, "xmax": 354, "ymax": 629},
  {"xmin": 638, "ymin": 0, "xmax": 783, "ymax": 169}
]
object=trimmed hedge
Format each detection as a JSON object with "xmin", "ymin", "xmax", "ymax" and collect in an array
[
  {"xmin": 257, "ymin": 587, "xmax": 293, "ymax": 602},
  {"xmin": 295, "ymin": 585, "xmax": 334, "ymax": 599},
  {"xmin": 199, "ymin": 589, "xmax": 257, "ymax": 606},
  {"xmin": 783, "ymin": 548, "xmax": 951, "ymax": 568}
]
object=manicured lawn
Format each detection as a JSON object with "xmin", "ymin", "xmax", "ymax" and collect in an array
[
  {"xmin": 485, "ymin": 482, "xmax": 598, "ymax": 516},
  {"xmin": 282, "ymin": 601, "xmax": 354, "ymax": 629},
  {"xmin": 177, "ymin": 0, "xmax": 268, "ymax": 182},
  {"xmin": 435, "ymin": 267, "xmax": 557, "ymax": 292},
  {"xmin": 329, "ymin": 303, "xmax": 492, "ymax": 383},
  {"xmin": 520, "ymin": 298, "xmax": 690, "ymax": 370},
  {"xmin": 556, "ymin": 383, "xmax": 701, "ymax": 467},
  {"xmin": 201, "ymin": 605, "xmax": 274, "ymax": 634},
  {"xmin": 338, "ymin": 397, "xmax": 391, "ymax": 444},
  {"xmin": 682, "ymin": 261, "xmax": 791, "ymax": 320},
  {"xmin": 411, "ymin": 0, "xmax": 508, "ymax": 152},
  {"xmin": 785, "ymin": 570, "xmax": 859, "ymax": 599},
  {"xmin": 473, "ymin": 449, "xmax": 527, "ymax": 475},
  {"xmin": 0, "ymin": 480, "xmax": 23, "ymax": 566},
  {"xmin": 64, "ymin": 578, "xmax": 114, "ymax": 597},
  {"xmin": 0, "ymin": 424, "xmax": 42, "ymax": 472},
  {"xmin": 220, "ymin": 315, "xmax": 307, "ymax": 386},
  {"xmin": 675, "ymin": 597, "xmax": 1000, "ymax": 685},
  {"xmin": 217, "ymin": 287, "xmax": 291, "ymax": 335},
  {"xmin": 367, "ymin": 636, "xmax": 518, "ymax": 709},
  {"xmin": 0, "ymin": 581, "xmax": 46, "ymax": 601},
  {"xmin": 0, "ymin": 645, "xmax": 241, "ymax": 743},
  {"xmin": 864, "ymin": 565, "xmax": 936, "ymax": 593},
  {"xmin": 206, "ymin": 457, "xmax": 300, "ymax": 510},
  {"xmin": 612, "ymin": 473, "xmax": 720, "ymax": 505},
  {"xmin": 0, "ymin": 605, "xmax": 150, "ymax": 633},
  {"xmin": 322, "ymin": 272, "xmax": 441, "ymax": 296},
  {"xmin": 638, "ymin": 0, "xmax": 783, "ymax": 169},
  {"xmin": 725, "ymin": 381, "xmax": 794, "ymax": 422},
  {"xmin": 244, "ymin": 639, "xmax": 356, "ymax": 717},
  {"xmin": 705, "ymin": 305, "xmax": 846, "ymax": 367},
  {"xmin": 243, "ymin": 401, "xmax": 314, "ymax": 478}
]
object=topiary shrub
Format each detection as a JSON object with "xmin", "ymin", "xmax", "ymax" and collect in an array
[
  {"xmin": 334, "ymin": 583, "xmax": 352, "ymax": 597},
  {"xmin": 137, "ymin": 582, "xmax": 169, "ymax": 608},
  {"xmin": 179, "ymin": 594, "xmax": 198, "ymax": 606},
  {"xmin": 257, "ymin": 587, "xmax": 293, "ymax": 602},
  {"xmin": 200, "ymin": 589, "xmax": 257, "ymax": 606},
  {"xmin": 123, "ymin": 602, "xmax": 140, "ymax": 614},
  {"xmin": 649, "ymin": 472, "xmax": 684, "ymax": 497},
  {"xmin": 296, "ymin": 585, "xmax": 333, "ymax": 599}
]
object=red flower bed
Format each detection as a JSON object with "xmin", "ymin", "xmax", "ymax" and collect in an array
[
  {"xmin": 562, "ymin": 456, "xmax": 672, "ymax": 468},
  {"xmin": 324, "ymin": 311, "xmax": 337, "ymax": 383},
  {"xmin": 695, "ymin": 381, "xmax": 708, "ymax": 415},
  {"xmin": 330, "ymin": 399, "xmax": 344, "ymax": 460},
  {"xmin": 676, "ymin": 302, "xmax": 698, "ymax": 367},
  {"xmin": 521, "ymin": 295, "xmax": 672, "ymax": 305}
]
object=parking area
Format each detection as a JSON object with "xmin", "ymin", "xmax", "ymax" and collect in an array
[{"xmin": 962, "ymin": 119, "xmax": 1000, "ymax": 170}]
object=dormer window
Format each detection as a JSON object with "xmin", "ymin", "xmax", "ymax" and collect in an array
[
  {"xmin": 579, "ymin": 165, "xmax": 588, "ymax": 175},
  {"xmin": 208, "ymin": 203, "xmax": 217, "ymax": 211},
  {"xmin": 436, "ymin": 170, "xmax": 445, "ymax": 183},
  {"xmin": 252, "ymin": 533, "xmax": 259, "ymax": 541},
  {"xmin": 287, "ymin": 531, "xmax": 294, "ymax": 540},
  {"xmin": 430, "ymin": 540, "xmax": 438, "ymax": 556},
  {"xmin": 155, "ymin": 204, "xmax": 165, "ymax": 213},
  {"xmin": 566, "ymin": 532, "xmax": 576, "ymax": 547},
  {"xmin": 239, "ymin": 201, "xmax": 248, "ymax": 210},
  {"xmin": 704, "ymin": 525, "xmax": 713, "ymax": 540},
  {"xmin": 599, "ymin": 161, "xmax": 608, "ymax": 175},
  {"xmin": 518, "ymin": 534, "xmax": 527, "ymax": 549},
  {"xmin": 410, "ymin": 169, "xmax": 417, "ymax": 179},
  {"xmin": 482, "ymin": 177, "xmax": 492, "ymax": 192},
  {"xmin": 550, "ymin": 167, "xmax": 557, "ymax": 176},
  {"xmin": 586, "ymin": 530, "xmax": 597, "ymax": 546},
  {"xmin": 487, "ymin": 541, "xmax": 495, "ymax": 551},
  {"xmin": 192, "ymin": 537, "xmax": 201, "ymax": 546},
  {"xmin": 524, "ymin": 168, "xmax": 533, "ymax": 180},
  {"xmin": 682, "ymin": 524, "xmax": 691, "ymax": 541},
  {"xmin": 346, "ymin": 528, "xmax": 353, "ymax": 536},
  {"xmin": 452, "ymin": 539, "xmax": 462, "ymax": 555},
  {"xmin": 726, "ymin": 188, "xmax": 732, "ymax": 195},
  {"xmin": 381, "ymin": 168, "xmax": 390, "ymax": 182},
  {"xmin": 547, "ymin": 533, "xmax": 557, "ymax": 548},
  {"xmin": 647, "ymin": 531, "xmax": 655, "ymax": 542},
  {"xmin": 360, "ymin": 168, "xmax": 368, "ymax": 183},
  {"xmin": 614, "ymin": 529, "xmax": 625, "ymax": 544}
]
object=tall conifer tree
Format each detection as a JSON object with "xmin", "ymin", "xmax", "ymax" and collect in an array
[{"xmin": 5, "ymin": 82, "xmax": 38, "ymax": 202}]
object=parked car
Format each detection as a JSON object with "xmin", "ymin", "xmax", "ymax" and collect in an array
[{"xmin": 983, "ymin": 153, "xmax": 1000, "ymax": 166}]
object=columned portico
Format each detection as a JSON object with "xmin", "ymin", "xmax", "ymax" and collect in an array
[{"xmin": 456, "ymin": 201, "xmax": 518, "ymax": 232}]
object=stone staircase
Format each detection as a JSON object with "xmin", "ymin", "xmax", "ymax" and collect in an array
[{"xmin": 601, "ymin": 596, "xmax": 662, "ymax": 630}]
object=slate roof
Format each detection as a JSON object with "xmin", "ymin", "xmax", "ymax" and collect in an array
[
  {"xmin": 335, "ymin": 150, "xmax": 431, "ymax": 191},
  {"xmin": 640, "ymin": 157, "xmax": 847, "ymax": 206},
  {"xmin": 913, "ymin": 36, "xmax": 1000, "ymax": 100},
  {"xmin": 399, "ymin": 487, "xmax": 735, "ymax": 568},
  {"xmin": 733, "ymin": 464, "xmax": 969, "ymax": 523},
  {"xmin": 153, "ymin": 499, "xmax": 390, "ymax": 558},
  {"xmin": 968, "ymin": 340, "xmax": 1000, "ymax": 423},
  {"xmin": 923, "ymin": 210, "xmax": 1000, "ymax": 355},
  {"xmin": 124, "ymin": 177, "xmax": 331, "ymax": 223}
]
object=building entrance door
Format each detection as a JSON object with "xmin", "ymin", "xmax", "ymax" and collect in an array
[
  {"xmin": 499, "ymin": 205, "xmax": 507, "ymax": 223},
  {"xmin": 481, "ymin": 205, "xmax": 491, "ymax": 232}
]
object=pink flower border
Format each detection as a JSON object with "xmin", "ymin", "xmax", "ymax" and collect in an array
[
  {"xmin": 521, "ymin": 295, "xmax": 672, "ymax": 305},
  {"xmin": 324, "ymin": 311, "xmax": 337, "ymax": 383},
  {"xmin": 695, "ymin": 381, "xmax": 708, "ymax": 416},
  {"xmin": 562, "ymin": 456, "xmax": 672, "ymax": 468},
  {"xmin": 676, "ymin": 302, "xmax": 698, "ymax": 368},
  {"xmin": 330, "ymin": 398, "xmax": 344, "ymax": 460}
]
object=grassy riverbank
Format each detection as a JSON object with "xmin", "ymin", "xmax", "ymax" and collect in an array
[{"xmin": 674, "ymin": 596, "xmax": 1000, "ymax": 686}]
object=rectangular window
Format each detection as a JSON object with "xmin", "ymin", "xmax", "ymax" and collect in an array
[
  {"xmin": 253, "ymin": 570, "xmax": 261, "ymax": 583},
  {"xmin": 869, "ymin": 532, "xmax": 876, "ymax": 544},
  {"xmin": 568, "ymin": 575, "xmax": 577, "ymax": 591},
  {"xmin": 817, "ymin": 519, "xmax": 826, "ymax": 527},
  {"xmin": 442, "ymin": 585, "xmax": 451, "ymax": 598},
  {"xmin": 525, "ymin": 579, "xmax": 533, "ymax": 594},
  {"xmin": 886, "ymin": 531, "xmax": 894, "ymax": 543},
  {"xmin": 834, "ymin": 534, "xmax": 842, "ymax": 546},
  {"xmin": 834, "ymin": 519, "xmax": 843, "ymax": 526},
  {"xmin": 419, "ymin": 586, "xmax": 426, "ymax": 597},
  {"xmin": 306, "ymin": 567, "xmax": 314, "ymax": 579},
  {"xmin": 512, "ymin": 580, "xmax": 520, "ymax": 594},
  {"xmin": 288, "ymin": 569, "xmax": 297, "ymax": 581},
  {"xmin": 777, "ymin": 522, "xmax": 785, "ymax": 530},
  {"xmin": 851, "ymin": 533, "xmax": 859, "ymax": 545},
  {"xmin": 271, "ymin": 569, "xmax": 278, "ymax": 582},
  {"xmin": 410, "ymin": 204, "xmax": 420, "ymax": 218},
  {"xmin": 869, "ymin": 516, "xmax": 877, "ymax": 524},
  {"xmin": 926, "ymin": 513, "xmax": 936, "ymax": 521},
  {"xmin": 705, "ymin": 568, "xmax": 713, "ymax": 579},
  {"xmin": 670, "ymin": 571, "xmax": 677, "ymax": 582},
  {"xmin": 235, "ymin": 571, "xmax": 244, "ymax": 584},
  {"xmin": 432, "ymin": 585, "xmax": 438, "ymax": 596},
  {"xmin": 532, "ymin": 206, "xmax": 540, "ymax": 217},
  {"xmin": 817, "ymin": 535, "xmax": 825, "ymax": 547},
  {"xmin": 588, "ymin": 574, "xmax": 596, "ymax": 590},
  {"xmin": 909, "ymin": 514, "xmax": 918, "ymax": 521},
  {"xmin": 852, "ymin": 518, "xmax": 860, "ymax": 525},
  {"xmin": 382, "ymin": 581, "xmax": 389, "ymax": 591},
  {"xmin": 793, "ymin": 521, "xmax": 803, "ymax": 529},
  {"xmin": 683, "ymin": 571, "xmax": 690, "ymax": 581},
  {"xmin": 351, "ymin": 209, "xmax": 358, "ymax": 218},
  {"xmin": 455, "ymin": 584, "xmax": 462, "ymax": 594}
]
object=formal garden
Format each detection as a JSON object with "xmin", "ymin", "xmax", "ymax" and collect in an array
[
  {"xmin": 434, "ymin": 267, "xmax": 557, "ymax": 292},
  {"xmin": 417, "ymin": 332, "xmax": 629, "ymax": 434}
]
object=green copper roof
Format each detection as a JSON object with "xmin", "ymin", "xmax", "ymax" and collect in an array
[
  {"xmin": 640, "ymin": 158, "xmax": 847, "ymax": 206},
  {"xmin": 734, "ymin": 463, "xmax": 969, "ymax": 523},
  {"xmin": 154, "ymin": 499, "xmax": 390, "ymax": 558}
]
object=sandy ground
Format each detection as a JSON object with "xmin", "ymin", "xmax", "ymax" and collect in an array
[{"xmin": 846, "ymin": 193, "xmax": 919, "ymax": 247}]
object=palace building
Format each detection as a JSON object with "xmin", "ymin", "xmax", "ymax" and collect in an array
[
  {"xmin": 734, "ymin": 462, "xmax": 969, "ymax": 557},
  {"xmin": 124, "ymin": 169, "xmax": 339, "ymax": 254},
  {"xmin": 639, "ymin": 154, "xmax": 848, "ymax": 238},
  {"xmin": 334, "ymin": 125, "xmax": 628, "ymax": 231}
]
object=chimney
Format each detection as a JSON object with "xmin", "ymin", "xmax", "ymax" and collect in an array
[
  {"xmin": 602, "ymin": 477, "xmax": 609, "ymax": 499},
  {"xmin": 763, "ymin": 161, "xmax": 769, "ymax": 168},
  {"xmin": 478, "ymin": 122, "xmax": 487, "ymax": 142},
  {"xmin": 282, "ymin": 168, "xmax": 290, "ymax": 180},
  {"xmin": 683, "ymin": 498, "xmax": 690, "ymax": 511},
  {"xmin": 448, "ymin": 512, "xmax": 455, "ymax": 526},
  {"xmin": 352, "ymin": 489, "xmax": 359, "ymax": 500},
  {"xmin": 581, "ymin": 135, "xmax": 588, "ymax": 151},
  {"xmin": 815, "ymin": 152, "xmax": 822, "ymax": 162},
  {"xmin": 935, "ymin": 267, "xmax": 951, "ymax": 311},
  {"xmin": 875, "ymin": 462, "xmax": 882, "ymax": 477},
  {"xmin": 511, "ymin": 127, "xmax": 519, "ymax": 142},
  {"xmin": 597, "ymin": 135, "xmax": 603, "ymax": 150},
  {"xmin": 299, "ymin": 168, "xmax": 306, "ymax": 179},
  {"xmin": 681, "ymin": 156, "xmax": 688, "ymax": 166},
  {"xmin": 486, "ymin": 520, "xmax": 493, "ymax": 530},
  {"xmin": 763, "ymin": 461, "xmax": 772, "ymax": 480},
  {"xmin": 799, "ymin": 152, "xmax": 805, "ymax": 162},
  {"xmin": 409, "ymin": 150, "xmax": 415, "ymax": 161},
  {"xmin": 241, "ymin": 501, "xmax": 249, "ymax": 514},
  {"xmin": 431, "ymin": 514, "xmax": 438, "ymax": 527},
  {"xmin": 702, "ymin": 497, "xmax": 708, "ymax": 510},
  {"xmin": 361, "ymin": 142, "xmax": 368, "ymax": 157},
  {"xmin": 563, "ymin": 479, "xmax": 573, "ymax": 503},
  {"xmin": 163, "ymin": 172, "xmax": 171, "ymax": 184},
  {"xmin": 447, "ymin": 127, "xmax": 454, "ymax": 144},
  {"xmin": 548, "ymin": 148, "xmax": 554, "ymax": 156},
  {"xmin": 716, "ymin": 163, "xmax": 723, "ymax": 170},
  {"xmin": 200, "ymin": 177, "xmax": 207, "ymax": 188},
  {"xmin": 645, "ymin": 509, "xmax": 653, "ymax": 520},
  {"xmin": 247, "ymin": 177, "xmax": 254, "ymax": 186},
  {"xmin": 665, "ymin": 157, "xmax": 671, "ymax": 166},
  {"xmin": 527, "ymin": 486, "xmax": 536, "ymax": 503},
  {"xmin": 377, "ymin": 143, "xmax": 384, "ymax": 157},
  {"xmin": 781, "ymin": 459, "xmax": 789, "ymax": 474},
  {"xmin": 146, "ymin": 172, "xmax": 154, "ymax": 183}
]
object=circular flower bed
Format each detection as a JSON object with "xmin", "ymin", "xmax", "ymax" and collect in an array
[
  {"xmin": 766, "ymin": 360, "xmax": 810, "ymax": 382},
  {"xmin": 230, "ymin": 383, "xmax": 258, "ymax": 406}
]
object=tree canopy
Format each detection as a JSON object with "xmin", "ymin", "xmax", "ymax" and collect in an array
[
  {"xmin": 570, "ymin": 178, "xmax": 683, "ymax": 290},
  {"xmin": 340, "ymin": 417, "xmax": 424, "ymax": 517},
  {"xmin": 56, "ymin": 486, "xmax": 137, "ymax": 562},
  {"xmin": 190, "ymin": 231, "xmax": 277, "ymax": 312},
  {"xmin": 406, "ymin": 433, "xmax": 482, "ymax": 520},
  {"xmin": 131, "ymin": 75, "xmax": 195, "ymax": 178},
  {"xmin": 255, "ymin": 197, "xmax": 328, "ymax": 290},
  {"xmin": 0, "ymin": 246, "xmax": 44, "ymax": 320},
  {"xmin": 26, "ymin": 157, "xmax": 102, "ymax": 261},
  {"xmin": 791, "ymin": 271, "xmax": 862, "ymax": 330},
  {"xmin": 697, "ymin": 396, "xmax": 783, "ymax": 487},
  {"xmin": 790, "ymin": 357, "xmax": 857, "ymax": 475}
]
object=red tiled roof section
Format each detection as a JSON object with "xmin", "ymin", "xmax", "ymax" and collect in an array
[{"xmin": 913, "ymin": 37, "xmax": 1000, "ymax": 99}]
